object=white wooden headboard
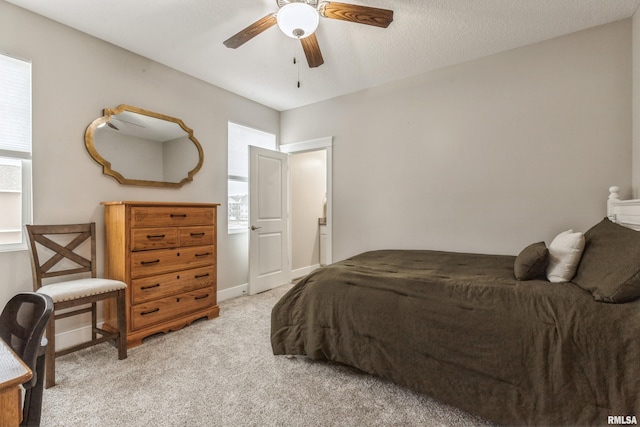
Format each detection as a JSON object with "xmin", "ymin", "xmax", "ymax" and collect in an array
[{"xmin": 608, "ymin": 186, "xmax": 640, "ymax": 231}]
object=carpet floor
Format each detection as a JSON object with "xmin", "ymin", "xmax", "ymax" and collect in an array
[{"xmin": 40, "ymin": 284, "xmax": 494, "ymax": 427}]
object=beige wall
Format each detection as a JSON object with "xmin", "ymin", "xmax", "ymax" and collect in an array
[
  {"xmin": 282, "ymin": 20, "xmax": 633, "ymax": 262},
  {"xmin": 291, "ymin": 150, "xmax": 326, "ymax": 272},
  {"xmin": 0, "ymin": 1, "xmax": 280, "ymax": 309}
]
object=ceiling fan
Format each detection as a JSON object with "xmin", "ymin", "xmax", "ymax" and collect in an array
[{"xmin": 223, "ymin": 0, "xmax": 394, "ymax": 68}]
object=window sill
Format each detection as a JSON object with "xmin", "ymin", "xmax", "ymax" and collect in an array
[{"xmin": 228, "ymin": 228, "xmax": 248, "ymax": 235}]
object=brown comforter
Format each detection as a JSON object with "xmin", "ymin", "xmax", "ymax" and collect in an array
[{"xmin": 271, "ymin": 250, "xmax": 640, "ymax": 426}]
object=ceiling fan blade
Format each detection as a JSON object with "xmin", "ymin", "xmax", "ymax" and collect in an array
[
  {"xmin": 223, "ymin": 14, "xmax": 277, "ymax": 49},
  {"xmin": 319, "ymin": 2, "xmax": 393, "ymax": 28},
  {"xmin": 300, "ymin": 33, "xmax": 324, "ymax": 68}
]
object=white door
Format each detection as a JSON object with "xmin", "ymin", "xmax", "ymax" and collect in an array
[{"xmin": 248, "ymin": 146, "xmax": 290, "ymax": 295}]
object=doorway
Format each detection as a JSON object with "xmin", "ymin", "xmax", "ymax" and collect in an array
[
  {"xmin": 290, "ymin": 150, "xmax": 326, "ymax": 277},
  {"xmin": 281, "ymin": 137, "xmax": 333, "ymax": 278}
]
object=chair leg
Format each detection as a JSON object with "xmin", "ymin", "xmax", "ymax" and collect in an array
[
  {"xmin": 44, "ymin": 316, "xmax": 56, "ymax": 389},
  {"xmin": 116, "ymin": 289, "xmax": 127, "ymax": 360},
  {"xmin": 91, "ymin": 302, "xmax": 97, "ymax": 341},
  {"xmin": 21, "ymin": 350, "xmax": 46, "ymax": 427}
]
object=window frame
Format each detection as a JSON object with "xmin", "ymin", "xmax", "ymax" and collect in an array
[
  {"xmin": 0, "ymin": 53, "xmax": 33, "ymax": 252},
  {"xmin": 227, "ymin": 122, "xmax": 276, "ymax": 234}
]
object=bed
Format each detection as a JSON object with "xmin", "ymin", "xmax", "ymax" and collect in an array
[{"xmin": 271, "ymin": 187, "xmax": 640, "ymax": 425}]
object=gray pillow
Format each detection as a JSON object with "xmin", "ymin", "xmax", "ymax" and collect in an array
[
  {"xmin": 572, "ymin": 218, "xmax": 640, "ymax": 303},
  {"xmin": 514, "ymin": 242, "xmax": 549, "ymax": 281}
]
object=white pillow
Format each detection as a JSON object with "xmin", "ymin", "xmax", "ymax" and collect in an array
[{"xmin": 546, "ymin": 229, "xmax": 585, "ymax": 283}]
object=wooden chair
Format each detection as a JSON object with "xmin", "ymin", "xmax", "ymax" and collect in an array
[
  {"xmin": 25, "ymin": 223, "xmax": 127, "ymax": 389},
  {"xmin": 0, "ymin": 292, "xmax": 53, "ymax": 426}
]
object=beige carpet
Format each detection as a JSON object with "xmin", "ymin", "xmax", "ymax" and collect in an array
[{"xmin": 40, "ymin": 284, "xmax": 494, "ymax": 427}]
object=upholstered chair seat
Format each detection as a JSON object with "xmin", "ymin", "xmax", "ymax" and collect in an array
[{"xmin": 36, "ymin": 278, "xmax": 126, "ymax": 303}]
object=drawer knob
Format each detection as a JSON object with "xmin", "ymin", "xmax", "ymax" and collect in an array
[
  {"xmin": 170, "ymin": 214, "xmax": 187, "ymax": 218},
  {"xmin": 195, "ymin": 273, "xmax": 210, "ymax": 279},
  {"xmin": 195, "ymin": 252, "xmax": 211, "ymax": 258},
  {"xmin": 190, "ymin": 232, "xmax": 205, "ymax": 237},
  {"xmin": 195, "ymin": 294, "xmax": 209, "ymax": 300},
  {"xmin": 140, "ymin": 308, "xmax": 160, "ymax": 316},
  {"xmin": 141, "ymin": 283, "xmax": 160, "ymax": 290},
  {"xmin": 140, "ymin": 259, "xmax": 160, "ymax": 266}
]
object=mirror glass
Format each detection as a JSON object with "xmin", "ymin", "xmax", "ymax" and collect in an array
[{"xmin": 85, "ymin": 105, "xmax": 204, "ymax": 187}]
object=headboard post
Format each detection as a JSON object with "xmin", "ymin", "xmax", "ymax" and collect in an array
[
  {"xmin": 607, "ymin": 186, "xmax": 640, "ymax": 230},
  {"xmin": 608, "ymin": 186, "xmax": 620, "ymax": 221}
]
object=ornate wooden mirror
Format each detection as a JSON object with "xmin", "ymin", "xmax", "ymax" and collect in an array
[{"xmin": 85, "ymin": 105, "xmax": 204, "ymax": 188}]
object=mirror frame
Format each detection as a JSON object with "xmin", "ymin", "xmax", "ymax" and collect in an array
[{"xmin": 85, "ymin": 104, "xmax": 204, "ymax": 188}]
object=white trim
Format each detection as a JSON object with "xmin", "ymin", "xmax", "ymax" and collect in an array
[
  {"xmin": 55, "ymin": 323, "xmax": 98, "ymax": 352},
  {"xmin": 0, "ymin": 158, "xmax": 32, "ymax": 252},
  {"xmin": 0, "ymin": 149, "xmax": 31, "ymax": 160},
  {"xmin": 218, "ymin": 283, "xmax": 249, "ymax": 301},
  {"xmin": 228, "ymin": 228, "xmax": 248, "ymax": 235},
  {"xmin": 280, "ymin": 136, "xmax": 332, "ymax": 153},
  {"xmin": 292, "ymin": 264, "xmax": 321, "ymax": 280}
]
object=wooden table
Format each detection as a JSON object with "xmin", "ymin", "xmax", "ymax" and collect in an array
[{"xmin": 0, "ymin": 338, "xmax": 32, "ymax": 426}]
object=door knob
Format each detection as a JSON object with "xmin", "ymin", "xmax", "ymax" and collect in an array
[{"xmin": 250, "ymin": 225, "xmax": 262, "ymax": 231}]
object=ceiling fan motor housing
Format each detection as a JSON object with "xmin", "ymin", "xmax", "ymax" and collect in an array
[
  {"xmin": 277, "ymin": 0, "xmax": 319, "ymax": 8},
  {"xmin": 277, "ymin": 1, "xmax": 320, "ymax": 39}
]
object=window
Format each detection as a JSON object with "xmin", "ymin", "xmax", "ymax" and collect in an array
[
  {"xmin": 227, "ymin": 122, "xmax": 276, "ymax": 233},
  {"xmin": 0, "ymin": 53, "xmax": 32, "ymax": 251}
]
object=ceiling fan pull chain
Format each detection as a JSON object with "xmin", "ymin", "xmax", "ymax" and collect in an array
[
  {"xmin": 292, "ymin": 56, "xmax": 300, "ymax": 88},
  {"xmin": 291, "ymin": 41, "xmax": 301, "ymax": 88}
]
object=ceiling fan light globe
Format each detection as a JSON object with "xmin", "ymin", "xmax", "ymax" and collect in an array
[{"xmin": 277, "ymin": 3, "xmax": 319, "ymax": 39}]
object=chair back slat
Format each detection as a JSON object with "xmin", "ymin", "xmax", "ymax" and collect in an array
[
  {"xmin": 34, "ymin": 233, "xmax": 92, "ymax": 273},
  {"xmin": 41, "ymin": 268, "xmax": 91, "ymax": 279},
  {"xmin": 25, "ymin": 223, "xmax": 97, "ymax": 290}
]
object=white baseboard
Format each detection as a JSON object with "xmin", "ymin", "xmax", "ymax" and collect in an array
[
  {"xmin": 218, "ymin": 283, "xmax": 248, "ymax": 302},
  {"xmin": 55, "ymin": 324, "xmax": 94, "ymax": 352},
  {"xmin": 292, "ymin": 264, "xmax": 321, "ymax": 280}
]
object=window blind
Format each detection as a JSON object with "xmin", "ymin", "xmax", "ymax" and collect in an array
[{"xmin": 0, "ymin": 54, "xmax": 32, "ymax": 155}]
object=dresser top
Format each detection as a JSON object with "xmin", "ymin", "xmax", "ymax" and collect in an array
[{"xmin": 101, "ymin": 201, "xmax": 220, "ymax": 207}]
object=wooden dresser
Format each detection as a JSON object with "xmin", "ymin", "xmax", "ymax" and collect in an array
[{"xmin": 101, "ymin": 201, "xmax": 220, "ymax": 348}]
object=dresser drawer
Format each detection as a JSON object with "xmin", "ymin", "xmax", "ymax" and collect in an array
[
  {"xmin": 131, "ymin": 266, "xmax": 215, "ymax": 304},
  {"xmin": 131, "ymin": 227, "xmax": 178, "ymax": 251},
  {"xmin": 179, "ymin": 226, "xmax": 214, "ymax": 247},
  {"xmin": 130, "ymin": 287, "xmax": 216, "ymax": 331},
  {"xmin": 130, "ymin": 245, "xmax": 215, "ymax": 278},
  {"xmin": 131, "ymin": 207, "xmax": 214, "ymax": 228}
]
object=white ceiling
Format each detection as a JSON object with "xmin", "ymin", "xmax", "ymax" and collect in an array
[{"xmin": 7, "ymin": 0, "xmax": 640, "ymax": 111}]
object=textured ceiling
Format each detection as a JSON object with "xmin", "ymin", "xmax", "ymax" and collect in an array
[{"xmin": 7, "ymin": 0, "xmax": 640, "ymax": 111}]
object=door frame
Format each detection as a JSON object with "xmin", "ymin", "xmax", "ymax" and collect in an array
[{"xmin": 280, "ymin": 136, "xmax": 333, "ymax": 270}]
